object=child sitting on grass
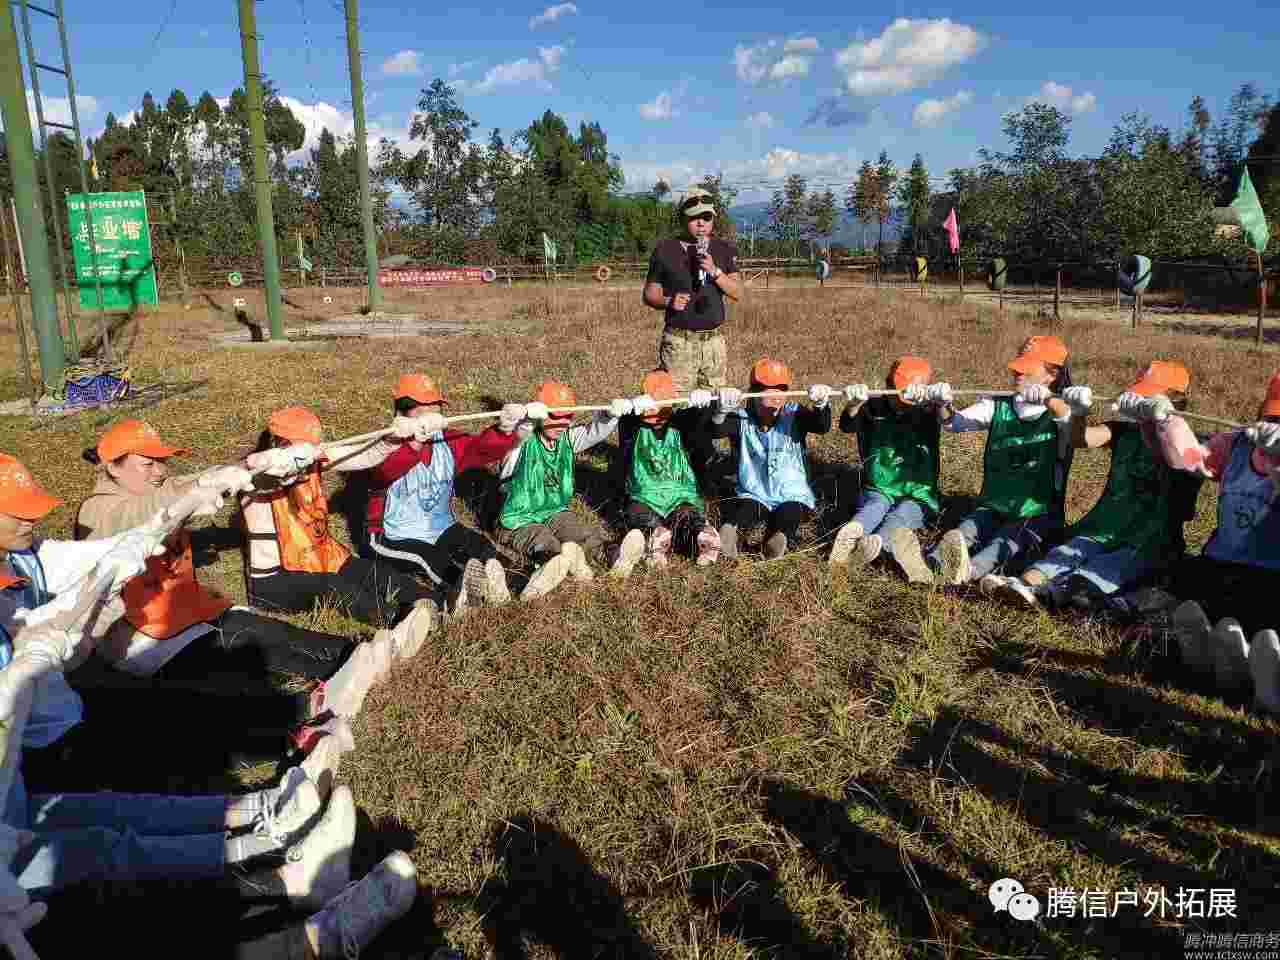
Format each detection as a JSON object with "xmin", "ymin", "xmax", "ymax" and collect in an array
[
  {"xmin": 829, "ymin": 356, "xmax": 946, "ymax": 571},
  {"xmin": 706, "ymin": 358, "xmax": 833, "ymax": 559}
]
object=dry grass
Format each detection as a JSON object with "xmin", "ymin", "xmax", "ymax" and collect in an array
[{"xmin": 2, "ymin": 285, "xmax": 1279, "ymax": 958}]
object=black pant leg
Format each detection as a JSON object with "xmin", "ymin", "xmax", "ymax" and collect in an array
[
  {"xmin": 214, "ymin": 608, "xmax": 355, "ymax": 681},
  {"xmin": 767, "ymin": 501, "xmax": 810, "ymax": 541},
  {"xmin": 434, "ymin": 522, "xmax": 499, "ymax": 567}
]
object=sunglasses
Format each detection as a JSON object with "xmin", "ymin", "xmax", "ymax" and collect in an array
[{"xmin": 687, "ymin": 212, "xmax": 714, "ymax": 222}]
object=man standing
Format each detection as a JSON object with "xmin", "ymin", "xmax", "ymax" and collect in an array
[{"xmin": 642, "ymin": 188, "xmax": 741, "ymax": 394}]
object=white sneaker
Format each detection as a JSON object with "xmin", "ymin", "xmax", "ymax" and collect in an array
[
  {"xmin": 300, "ymin": 720, "xmax": 352, "ymax": 804},
  {"xmin": 937, "ymin": 530, "xmax": 971, "ymax": 585},
  {"xmin": 610, "ymin": 529, "xmax": 645, "ymax": 579},
  {"xmin": 996, "ymin": 577, "xmax": 1040, "ymax": 609},
  {"xmin": 763, "ymin": 531, "xmax": 788, "ymax": 559},
  {"xmin": 718, "ymin": 523, "xmax": 738, "ymax": 560},
  {"xmin": 1249, "ymin": 629, "xmax": 1280, "ymax": 714},
  {"xmin": 309, "ymin": 851, "xmax": 419, "ymax": 959},
  {"xmin": 520, "ymin": 549, "xmax": 572, "ymax": 601},
  {"xmin": 1172, "ymin": 601, "xmax": 1212, "ymax": 671},
  {"xmin": 851, "ymin": 533, "xmax": 882, "ymax": 569},
  {"xmin": 889, "ymin": 528, "xmax": 933, "ymax": 584},
  {"xmin": 281, "ymin": 785, "xmax": 356, "ymax": 910},
  {"xmin": 564, "ymin": 541, "xmax": 595, "ymax": 582},
  {"xmin": 384, "ymin": 599, "xmax": 438, "ymax": 662},
  {"xmin": 647, "ymin": 526, "xmax": 672, "ymax": 569},
  {"xmin": 830, "ymin": 520, "xmax": 863, "ymax": 568},
  {"xmin": 695, "ymin": 526, "xmax": 720, "ymax": 566},
  {"xmin": 1209, "ymin": 618, "xmax": 1251, "ymax": 692},
  {"xmin": 322, "ymin": 644, "xmax": 382, "ymax": 720},
  {"xmin": 469, "ymin": 557, "xmax": 511, "ymax": 605},
  {"xmin": 978, "ymin": 574, "xmax": 1007, "ymax": 596},
  {"xmin": 253, "ymin": 769, "xmax": 322, "ymax": 848}
]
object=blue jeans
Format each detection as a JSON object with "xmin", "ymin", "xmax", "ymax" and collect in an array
[
  {"xmin": 928, "ymin": 507, "xmax": 1064, "ymax": 581},
  {"xmin": 852, "ymin": 490, "xmax": 933, "ymax": 540},
  {"xmin": 11, "ymin": 792, "xmax": 226, "ymax": 897},
  {"xmin": 1026, "ymin": 536, "xmax": 1158, "ymax": 596}
]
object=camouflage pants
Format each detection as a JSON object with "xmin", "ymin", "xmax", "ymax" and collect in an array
[{"xmin": 658, "ymin": 328, "xmax": 727, "ymax": 393}]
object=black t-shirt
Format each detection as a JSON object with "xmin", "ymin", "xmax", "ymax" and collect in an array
[{"xmin": 645, "ymin": 237, "xmax": 738, "ymax": 331}]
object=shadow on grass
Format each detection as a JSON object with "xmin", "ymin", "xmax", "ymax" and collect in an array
[
  {"xmin": 686, "ymin": 856, "xmax": 829, "ymax": 957},
  {"xmin": 477, "ymin": 813, "xmax": 656, "ymax": 960}
]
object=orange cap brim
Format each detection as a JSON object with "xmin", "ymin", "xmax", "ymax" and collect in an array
[
  {"xmin": 1263, "ymin": 398, "xmax": 1280, "ymax": 418},
  {"xmin": 1007, "ymin": 355, "xmax": 1042, "ymax": 375},
  {"xmin": 133, "ymin": 442, "xmax": 189, "ymax": 459},
  {"xmin": 1129, "ymin": 378, "xmax": 1166, "ymax": 397},
  {"xmin": 2, "ymin": 489, "xmax": 63, "ymax": 521}
]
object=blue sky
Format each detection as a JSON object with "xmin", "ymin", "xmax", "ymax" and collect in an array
[{"xmin": 8, "ymin": 0, "xmax": 1279, "ymax": 203}]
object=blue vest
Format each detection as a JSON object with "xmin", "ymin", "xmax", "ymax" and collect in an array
[
  {"xmin": 734, "ymin": 405, "xmax": 816, "ymax": 510},
  {"xmin": 1204, "ymin": 432, "xmax": 1280, "ymax": 570},
  {"xmin": 381, "ymin": 438, "xmax": 457, "ymax": 545}
]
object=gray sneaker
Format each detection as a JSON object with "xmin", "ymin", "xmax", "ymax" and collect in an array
[
  {"xmin": 520, "ymin": 549, "xmax": 572, "ymax": 601},
  {"xmin": 718, "ymin": 523, "xmax": 739, "ymax": 560},
  {"xmin": 850, "ymin": 533, "xmax": 882, "ymax": 569},
  {"xmin": 1249, "ymin": 629, "xmax": 1280, "ymax": 714},
  {"xmin": 483, "ymin": 558, "xmax": 512, "ymax": 605},
  {"xmin": 310, "ymin": 850, "xmax": 418, "ymax": 959},
  {"xmin": 829, "ymin": 520, "xmax": 863, "ymax": 568},
  {"xmin": 610, "ymin": 529, "xmax": 646, "ymax": 579},
  {"xmin": 1209, "ymin": 618, "xmax": 1251, "ymax": 692},
  {"xmin": 763, "ymin": 531, "xmax": 788, "ymax": 559},
  {"xmin": 1172, "ymin": 601, "xmax": 1211, "ymax": 671},
  {"xmin": 936, "ymin": 530, "xmax": 971, "ymax": 585},
  {"xmin": 889, "ymin": 528, "xmax": 934, "ymax": 584}
]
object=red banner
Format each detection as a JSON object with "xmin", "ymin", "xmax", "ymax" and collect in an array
[{"xmin": 378, "ymin": 267, "xmax": 486, "ymax": 287}]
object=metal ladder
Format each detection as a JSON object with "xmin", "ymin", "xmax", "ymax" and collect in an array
[{"xmin": 12, "ymin": 0, "xmax": 111, "ymax": 364}]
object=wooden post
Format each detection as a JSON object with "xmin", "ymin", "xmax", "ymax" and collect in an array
[
  {"xmin": 999, "ymin": 284, "xmax": 1004, "ymax": 312},
  {"xmin": 1258, "ymin": 251, "xmax": 1267, "ymax": 347},
  {"xmin": 1034, "ymin": 271, "xmax": 1040, "ymax": 314},
  {"xmin": 1054, "ymin": 267, "xmax": 1061, "ymax": 321},
  {"xmin": 958, "ymin": 256, "xmax": 964, "ymax": 298}
]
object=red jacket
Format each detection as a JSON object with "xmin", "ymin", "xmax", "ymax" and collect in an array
[{"xmin": 365, "ymin": 428, "xmax": 518, "ymax": 535}]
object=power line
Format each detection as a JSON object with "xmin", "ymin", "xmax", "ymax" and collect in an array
[{"xmin": 140, "ymin": 0, "xmax": 180, "ymax": 73}]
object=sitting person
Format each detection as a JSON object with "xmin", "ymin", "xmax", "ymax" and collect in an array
[
  {"xmin": 495, "ymin": 383, "xmax": 640, "ymax": 599},
  {"xmin": 829, "ymin": 356, "xmax": 946, "ymax": 571},
  {"xmin": 366, "ymin": 374, "xmax": 526, "ymax": 607},
  {"xmin": 705, "ymin": 358, "xmax": 833, "ymax": 559},
  {"xmin": 984, "ymin": 361, "xmax": 1202, "ymax": 610}
]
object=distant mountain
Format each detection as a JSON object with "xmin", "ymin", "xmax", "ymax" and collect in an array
[{"xmin": 727, "ymin": 201, "xmax": 901, "ymax": 251}]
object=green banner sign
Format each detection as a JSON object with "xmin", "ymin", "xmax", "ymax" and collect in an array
[{"xmin": 66, "ymin": 191, "xmax": 158, "ymax": 310}]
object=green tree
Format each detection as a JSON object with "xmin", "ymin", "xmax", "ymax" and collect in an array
[
  {"xmin": 896, "ymin": 154, "xmax": 931, "ymax": 253},
  {"xmin": 806, "ymin": 189, "xmax": 838, "ymax": 246}
]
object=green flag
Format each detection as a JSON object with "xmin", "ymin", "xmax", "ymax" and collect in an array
[
  {"xmin": 1230, "ymin": 166, "xmax": 1271, "ymax": 255},
  {"xmin": 542, "ymin": 232, "xmax": 557, "ymax": 263}
]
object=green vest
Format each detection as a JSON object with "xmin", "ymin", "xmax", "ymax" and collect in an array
[
  {"xmin": 498, "ymin": 433, "xmax": 576, "ymax": 528},
  {"xmin": 627, "ymin": 424, "xmax": 703, "ymax": 517},
  {"xmin": 978, "ymin": 398, "xmax": 1061, "ymax": 519},
  {"xmin": 1067, "ymin": 424, "xmax": 1177, "ymax": 552},
  {"xmin": 861, "ymin": 407, "xmax": 941, "ymax": 511}
]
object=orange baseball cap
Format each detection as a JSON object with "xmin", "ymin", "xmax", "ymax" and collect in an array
[
  {"xmin": 267, "ymin": 406, "xmax": 323, "ymax": 444},
  {"xmin": 96, "ymin": 419, "xmax": 189, "ymax": 463},
  {"xmin": 641, "ymin": 370, "xmax": 676, "ymax": 424},
  {"xmin": 751, "ymin": 357, "xmax": 792, "ymax": 388},
  {"xmin": 1008, "ymin": 335, "xmax": 1068, "ymax": 375},
  {"xmin": 1130, "ymin": 360, "xmax": 1190, "ymax": 397},
  {"xmin": 534, "ymin": 381, "xmax": 576, "ymax": 421},
  {"xmin": 393, "ymin": 374, "xmax": 448, "ymax": 405},
  {"xmin": 1261, "ymin": 372, "xmax": 1280, "ymax": 418},
  {"xmin": 891, "ymin": 356, "xmax": 932, "ymax": 390},
  {"xmin": 0, "ymin": 456, "xmax": 62, "ymax": 520}
]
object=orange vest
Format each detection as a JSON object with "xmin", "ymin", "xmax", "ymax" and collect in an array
[
  {"xmin": 266, "ymin": 469, "xmax": 351, "ymax": 574},
  {"xmin": 122, "ymin": 529, "xmax": 233, "ymax": 639}
]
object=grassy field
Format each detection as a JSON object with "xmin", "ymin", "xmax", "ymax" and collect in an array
[{"xmin": 2, "ymin": 285, "xmax": 1279, "ymax": 959}]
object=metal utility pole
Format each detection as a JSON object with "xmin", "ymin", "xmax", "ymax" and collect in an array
[
  {"xmin": 343, "ymin": 0, "xmax": 382, "ymax": 312},
  {"xmin": 237, "ymin": 0, "xmax": 284, "ymax": 340},
  {"xmin": 0, "ymin": 0, "xmax": 64, "ymax": 390}
]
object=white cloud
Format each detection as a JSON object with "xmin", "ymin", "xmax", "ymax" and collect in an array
[
  {"xmin": 1025, "ymin": 80, "xmax": 1097, "ymax": 115},
  {"xmin": 471, "ymin": 45, "xmax": 565, "ymax": 94},
  {"xmin": 529, "ymin": 2, "xmax": 578, "ymax": 29},
  {"xmin": 12, "ymin": 91, "xmax": 98, "ymax": 133},
  {"xmin": 381, "ymin": 51, "xmax": 424, "ymax": 76},
  {"xmin": 745, "ymin": 111, "xmax": 774, "ymax": 130},
  {"xmin": 835, "ymin": 18, "xmax": 986, "ymax": 96},
  {"xmin": 733, "ymin": 37, "xmax": 818, "ymax": 86},
  {"xmin": 448, "ymin": 60, "xmax": 479, "ymax": 78},
  {"xmin": 912, "ymin": 89, "xmax": 974, "ymax": 127},
  {"xmin": 622, "ymin": 147, "xmax": 860, "ymax": 203},
  {"xmin": 639, "ymin": 92, "xmax": 675, "ymax": 120},
  {"xmin": 224, "ymin": 97, "xmax": 417, "ymax": 161}
]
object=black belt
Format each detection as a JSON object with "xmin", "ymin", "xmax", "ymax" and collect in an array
[{"xmin": 663, "ymin": 327, "xmax": 721, "ymax": 340}]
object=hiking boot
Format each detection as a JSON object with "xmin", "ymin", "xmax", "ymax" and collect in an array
[
  {"xmin": 520, "ymin": 549, "xmax": 573, "ymax": 601},
  {"xmin": 483, "ymin": 558, "xmax": 511, "ymax": 605},
  {"xmin": 995, "ymin": 577, "xmax": 1040, "ymax": 609},
  {"xmin": 1209, "ymin": 618, "xmax": 1251, "ymax": 692},
  {"xmin": 695, "ymin": 526, "xmax": 720, "ymax": 566},
  {"xmin": 829, "ymin": 520, "xmax": 863, "ymax": 568},
  {"xmin": 309, "ymin": 850, "xmax": 419, "ymax": 959},
  {"xmin": 936, "ymin": 530, "xmax": 971, "ymax": 585},
  {"xmin": 1249, "ymin": 629, "xmax": 1280, "ymax": 714},
  {"xmin": 610, "ymin": 529, "xmax": 645, "ymax": 579},
  {"xmin": 647, "ymin": 526, "xmax": 672, "ymax": 569},
  {"xmin": 889, "ymin": 528, "xmax": 933, "ymax": 584},
  {"xmin": 280, "ymin": 785, "xmax": 356, "ymax": 910},
  {"xmin": 1172, "ymin": 601, "xmax": 1212, "ymax": 671},
  {"xmin": 763, "ymin": 532, "xmax": 788, "ymax": 559},
  {"xmin": 850, "ymin": 533, "xmax": 882, "ymax": 569},
  {"xmin": 564, "ymin": 542, "xmax": 595, "ymax": 583},
  {"xmin": 718, "ymin": 524, "xmax": 739, "ymax": 560}
]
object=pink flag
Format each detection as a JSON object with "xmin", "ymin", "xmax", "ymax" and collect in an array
[{"xmin": 943, "ymin": 207, "xmax": 960, "ymax": 255}]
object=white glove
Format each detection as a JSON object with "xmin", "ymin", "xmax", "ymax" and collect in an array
[
  {"xmin": 1247, "ymin": 422, "xmax": 1280, "ymax": 458},
  {"xmin": 412, "ymin": 412, "xmax": 446, "ymax": 442},
  {"xmin": 925, "ymin": 382, "xmax": 952, "ymax": 405},
  {"xmin": 608, "ymin": 398, "xmax": 633, "ymax": 418},
  {"xmin": 497, "ymin": 403, "xmax": 526, "ymax": 434},
  {"xmin": 717, "ymin": 387, "xmax": 743, "ymax": 410},
  {"xmin": 631, "ymin": 394, "xmax": 659, "ymax": 417},
  {"xmin": 10, "ymin": 564, "xmax": 124, "ymax": 667},
  {"xmin": 901, "ymin": 383, "xmax": 928, "ymax": 405},
  {"xmin": 687, "ymin": 389, "xmax": 714, "ymax": 409},
  {"xmin": 808, "ymin": 384, "xmax": 832, "ymax": 408},
  {"xmin": 1062, "ymin": 386, "xmax": 1093, "ymax": 415},
  {"xmin": 525, "ymin": 402, "xmax": 549, "ymax": 422},
  {"xmin": 843, "ymin": 383, "xmax": 869, "ymax": 405},
  {"xmin": 1017, "ymin": 383, "xmax": 1050, "ymax": 405},
  {"xmin": 246, "ymin": 443, "xmax": 320, "ymax": 480},
  {"xmin": 197, "ymin": 465, "xmax": 254, "ymax": 496},
  {"xmin": 391, "ymin": 416, "xmax": 417, "ymax": 439},
  {"xmin": 1111, "ymin": 391, "xmax": 1171, "ymax": 423}
]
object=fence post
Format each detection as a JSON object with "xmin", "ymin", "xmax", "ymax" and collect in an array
[{"xmin": 1034, "ymin": 270, "xmax": 1040, "ymax": 314}]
